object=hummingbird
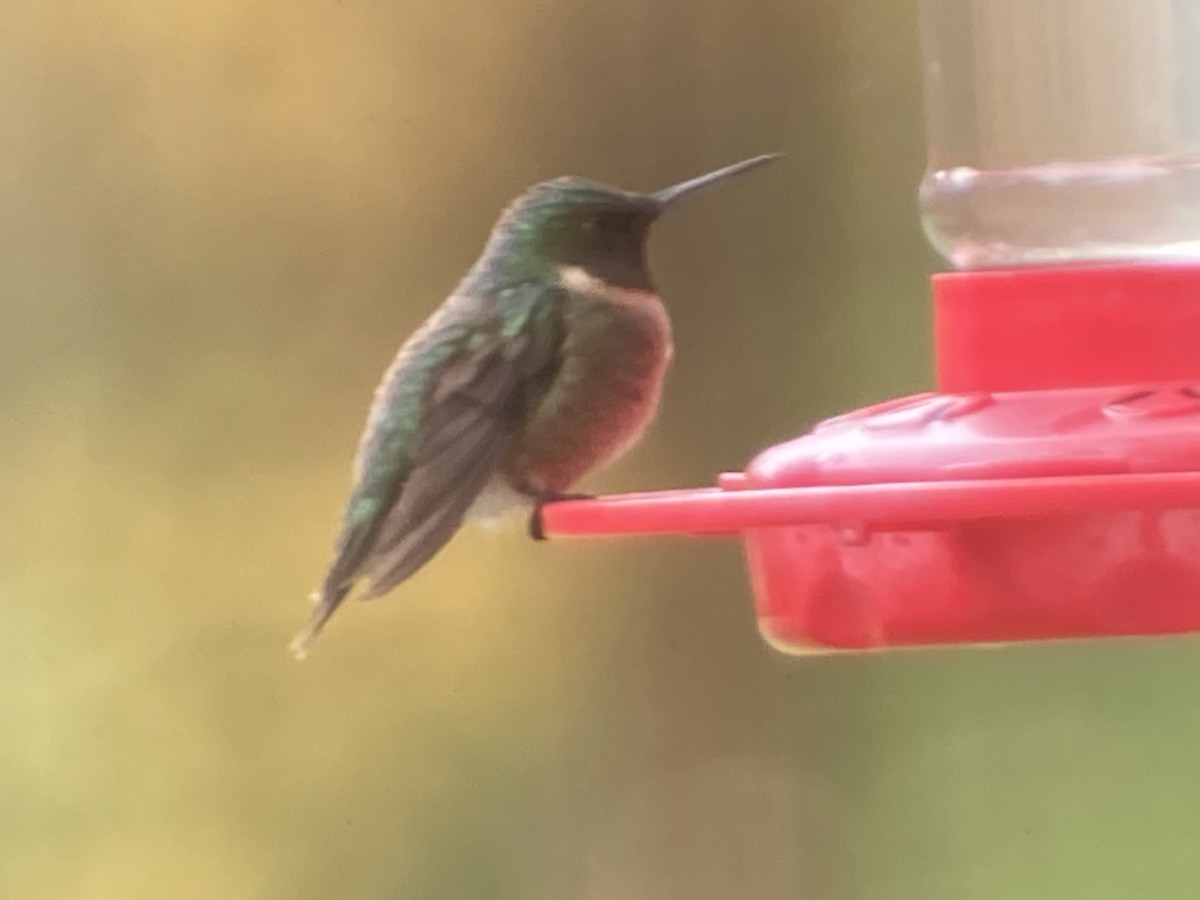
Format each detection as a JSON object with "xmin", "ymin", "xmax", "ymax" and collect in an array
[{"xmin": 290, "ymin": 153, "xmax": 780, "ymax": 658}]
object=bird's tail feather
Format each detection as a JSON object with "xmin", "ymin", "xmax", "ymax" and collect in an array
[{"xmin": 288, "ymin": 580, "xmax": 352, "ymax": 660}]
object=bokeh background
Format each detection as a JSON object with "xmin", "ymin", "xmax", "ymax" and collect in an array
[{"xmin": 4, "ymin": 1, "xmax": 1200, "ymax": 898}]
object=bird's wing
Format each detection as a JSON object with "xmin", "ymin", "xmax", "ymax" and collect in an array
[{"xmin": 290, "ymin": 288, "xmax": 565, "ymax": 657}]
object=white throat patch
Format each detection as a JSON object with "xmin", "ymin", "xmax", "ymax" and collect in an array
[{"xmin": 557, "ymin": 265, "xmax": 659, "ymax": 306}]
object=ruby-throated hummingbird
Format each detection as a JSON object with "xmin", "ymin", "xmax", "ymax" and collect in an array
[{"xmin": 290, "ymin": 153, "xmax": 780, "ymax": 657}]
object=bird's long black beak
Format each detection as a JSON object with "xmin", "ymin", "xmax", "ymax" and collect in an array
[{"xmin": 651, "ymin": 153, "xmax": 782, "ymax": 210}]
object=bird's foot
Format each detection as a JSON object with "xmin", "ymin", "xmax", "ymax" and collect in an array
[{"xmin": 528, "ymin": 492, "xmax": 595, "ymax": 541}]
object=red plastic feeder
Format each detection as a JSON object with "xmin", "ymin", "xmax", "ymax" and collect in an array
[{"xmin": 543, "ymin": 265, "xmax": 1200, "ymax": 651}]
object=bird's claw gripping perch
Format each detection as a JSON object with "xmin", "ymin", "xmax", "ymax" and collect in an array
[{"xmin": 529, "ymin": 492, "xmax": 595, "ymax": 541}]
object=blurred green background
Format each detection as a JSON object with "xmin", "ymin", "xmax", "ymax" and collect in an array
[{"xmin": 3, "ymin": 1, "xmax": 1200, "ymax": 898}]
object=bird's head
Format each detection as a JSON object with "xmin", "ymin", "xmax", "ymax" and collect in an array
[{"xmin": 478, "ymin": 153, "xmax": 781, "ymax": 291}]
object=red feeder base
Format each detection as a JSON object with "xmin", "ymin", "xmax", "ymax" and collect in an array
[{"xmin": 543, "ymin": 265, "xmax": 1200, "ymax": 650}]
